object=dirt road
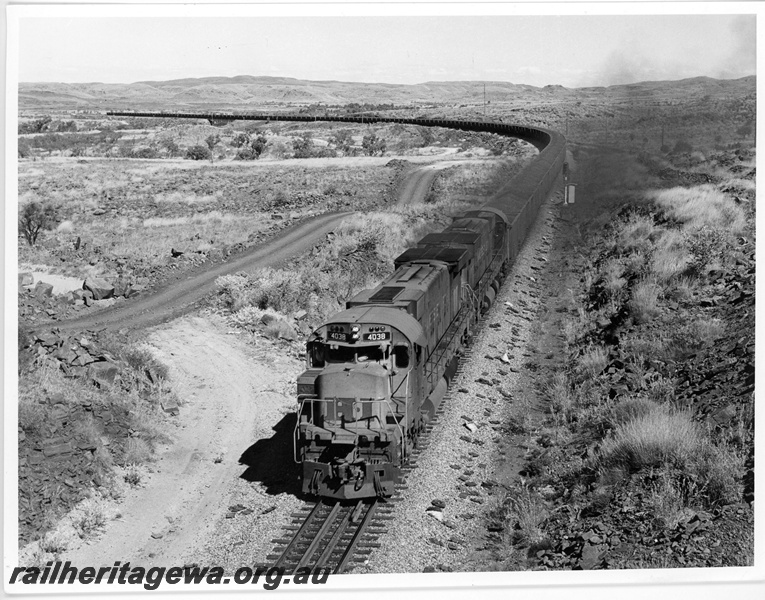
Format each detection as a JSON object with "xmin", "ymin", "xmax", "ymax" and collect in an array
[
  {"xmin": 59, "ymin": 315, "xmax": 304, "ymax": 568},
  {"xmin": 48, "ymin": 211, "xmax": 351, "ymax": 332},
  {"xmin": 396, "ymin": 159, "xmax": 490, "ymax": 206}
]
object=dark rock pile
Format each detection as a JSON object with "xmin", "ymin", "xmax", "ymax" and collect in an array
[
  {"xmin": 17, "ymin": 328, "xmax": 176, "ymax": 546},
  {"xmin": 18, "ymin": 271, "xmax": 146, "ymax": 324},
  {"xmin": 22, "ymin": 329, "xmax": 120, "ymax": 381},
  {"xmin": 18, "ymin": 396, "xmax": 133, "ymax": 545}
]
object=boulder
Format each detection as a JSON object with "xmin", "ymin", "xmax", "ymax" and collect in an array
[
  {"xmin": 260, "ymin": 313, "xmax": 278, "ymax": 326},
  {"xmin": 19, "ymin": 272, "xmax": 34, "ymax": 287},
  {"xmin": 83, "ymin": 278, "xmax": 114, "ymax": 301},
  {"xmin": 113, "ymin": 278, "xmax": 131, "ymax": 298},
  {"xmin": 34, "ymin": 281, "xmax": 54, "ymax": 300},
  {"xmin": 88, "ymin": 361, "xmax": 119, "ymax": 387}
]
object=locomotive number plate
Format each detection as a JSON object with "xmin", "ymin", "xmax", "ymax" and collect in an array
[
  {"xmin": 328, "ymin": 332, "xmax": 347, "ymax": 341},
  {"xmin": 363, "ymin": 332, "xmax": 390, "ymax": 341}
]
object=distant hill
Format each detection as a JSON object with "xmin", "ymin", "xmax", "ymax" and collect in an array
[{"xmin": 18, "ymin": 75, "xmax": 755, "ymax": 112}]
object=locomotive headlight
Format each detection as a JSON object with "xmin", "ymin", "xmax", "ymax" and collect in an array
[{"xmin": 351, "ymin": 324, "xmax": 360, "ymax": 340}]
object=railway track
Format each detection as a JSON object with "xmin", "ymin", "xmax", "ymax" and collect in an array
[{"xmin": 268, "ymin": 498, "xmax": 392, "ymax": 573}]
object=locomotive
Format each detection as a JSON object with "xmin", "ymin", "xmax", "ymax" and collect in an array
[
  {"xmin": 105, "ymin": 110, "xmax": 566, "ymax": 500},
  {"xmin": 292, "ymin": 124, "xmax": 566, "ymax": 500}
]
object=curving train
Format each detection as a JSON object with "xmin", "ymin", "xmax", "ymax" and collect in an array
[
  {"xmin": 291, "ymin": 121, "xmax": 566, "ymax": 499},
  {"xmin": 106, "ymin": 111, "xmax": 566, "ymax": 499}
]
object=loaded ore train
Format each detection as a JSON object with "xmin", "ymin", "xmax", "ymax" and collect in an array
[
  {"xmin": 290, "ymin": 122, "xmax": 566, "ymax": 499},
  {"xmin": 107, "ymin": 111, "xmax": 567, "ymax": 499}
]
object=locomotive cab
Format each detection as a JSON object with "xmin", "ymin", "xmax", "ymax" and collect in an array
[{"xmin": 294, "ymin": 306, "xmax": 426, "ymax": 499}]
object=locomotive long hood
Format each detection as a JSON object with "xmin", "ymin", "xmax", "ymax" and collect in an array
[{"xmin": 316, "ymin": 362, "xmax": 389, "ymax": 400}]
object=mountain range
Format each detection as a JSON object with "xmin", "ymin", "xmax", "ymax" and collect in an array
[{"xmin": 18, "ymin": 75, "xmax": 755, "ymax": 112}]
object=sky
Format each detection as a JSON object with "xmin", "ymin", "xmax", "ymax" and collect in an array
[{"xmin": 13, "ymin": 6, "xmax": 758, "ymax": 88}]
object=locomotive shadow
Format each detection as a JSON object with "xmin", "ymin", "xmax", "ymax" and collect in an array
[{"xmin": 238, "ymin": 413, "xmax": 302, "ymax": 496}]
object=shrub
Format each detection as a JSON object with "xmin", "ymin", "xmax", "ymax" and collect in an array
[
  {"xmin": 216, "ymin": 273, "xmax": 253, "ymax": 311},
  {"xmin": 38, "ymin": 531, "xmax": 69, "ymax": 555},
  {"xmin": 684, "ymin": 226, "xmax": 728, "ymax": 274},
  {"xmin": 264, "ymin": 319, "xmax": 297, "ymax": 340},
  {"xmin": 362, "ymin": 132, "xmax": 386, "ymax": 156},
  {"xmin": 123, "ymin": 465, "xmax": 142, "ymax": 487},
  {"xmin": 18, "ymin": 138, "xmax": 32, "ymax": 158},
  {"xmin": 292, "ymin": 133, "xmax": 314, "ymax": 158},
  {"xmin": 185, "ymin": 145, "xmax": 211, "ymax": 161},
  {"xmin": 56, "ymin": 220, "xmax": 74, "ymax": 233}
]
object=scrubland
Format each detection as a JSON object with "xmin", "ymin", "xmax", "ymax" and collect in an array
[
  {"xmin": 16, "ymin": 85, "xmax": 755, "ymax": 570},
  {"xmin": 483, "ymin": 142, "xmax": 754, "ymax": 570}
]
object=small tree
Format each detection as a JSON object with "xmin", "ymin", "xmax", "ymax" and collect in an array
[
  {"xmin": 205, "ymin": 134, "xmax": 221, "ymax": 163},
  {"xmin": 160, "ymin": 137, "xmax": 181, "ymax": 157},
  {"xmin": 362, "ymin": 132, "xmax": 386, "ymax": 156},
  {"xmin": 234, "ymin": 135, "xmax": 268, "ymax": 161},
  {"xmin": 19, "ymin": 201, "xmax": 59, "ymax": 246},
  {"xmin": 292, "ymin": 133, "xmax": 314, "ymax": 158},
  {"xmin": 231, "ymin": 132, "xmax": 251, "ymax": 148},
  {"xmin": 331, "ymin": 130, "xmax": 354, "ymax": 155}
]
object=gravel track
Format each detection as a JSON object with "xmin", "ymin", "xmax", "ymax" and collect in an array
[
  {"xmin": 45, "ymin": 211, "xmax": 351, "ymax": 333},
  {"xmin": 363, "ymin": 196, "xmax": 562, "ymax": 573}
]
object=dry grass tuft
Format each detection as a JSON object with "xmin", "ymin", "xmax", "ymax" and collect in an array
[
  {"xmin": 609, "ymin": 397, "xmax": 658, "ymax": 426},
  {"xmin": 618, "ymin": 215, "xmax": 659, "ymax": 253},
  {"xmin": 578, "ymin": 346, "xmax": 608, "ymax": 379},
  {"xmin": 650, "ymin": 185, "xmax": 747, "ymax": 234},
  {"xmin": 122, "ymin": 437, "xmax": 152, "ymax": 466},
  {"xmin": 651, "ymin": 230, "xmax": 691, "ymax": 282},
  {"xmin": 629, "ymin": 279, "xmax": 662, "ymax": 323},
  {"xmin": 496, "ymin": 488, "xmax": 549, "ymax": 547},
  {"xmin": 648, "ymin": 470, "xmax": 692, "ymax": 529},
  {"xmin": 71, "ymin": 496, "xmax": 109, "ymax": 538},
  {"xmin": 599, "ymin": 406, "xmax": 701, "ymax": 472},
  {"xmin": 546, "ymin": 372, "xmax": 575, "ymax": 422}
]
